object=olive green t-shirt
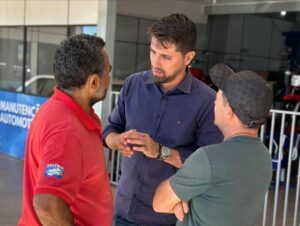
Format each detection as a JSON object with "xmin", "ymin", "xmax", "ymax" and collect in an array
[{"xmin": 170, "ymin": 136, "xmax": 272, "ymax": 226}]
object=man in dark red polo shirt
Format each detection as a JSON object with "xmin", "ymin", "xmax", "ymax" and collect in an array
[{"xmin": 18, "ymin": 34, "xmax": 113, "ymax": 226}]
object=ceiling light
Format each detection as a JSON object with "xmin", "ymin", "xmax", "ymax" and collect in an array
[{"xmin": 281, "ymin": 11, "xmax": 287, "ymax": 16}]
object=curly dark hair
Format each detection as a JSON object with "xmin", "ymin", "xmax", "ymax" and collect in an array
[
  {"xmin": 53, "ymin": 34, "xmax": 106, "ymax": 89},
  {"xmin": 147, "ymin": 14, "xmax": 197, "ymax": 54}
]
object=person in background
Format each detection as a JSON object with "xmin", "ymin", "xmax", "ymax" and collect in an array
[
  {"xmin": 103, "ymin": 14, "xmax": 223, "ymax": 226},
  {"xmin": 153, "ymin": 63, "xmax": 273, "ymax": 226},
  {"xmin": 18, "ymin": 34, "xmax": 113, "ymax": 226}
]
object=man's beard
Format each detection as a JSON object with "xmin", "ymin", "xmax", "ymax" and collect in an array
[
  {"xmin": 152, "ymin": 67, "xmax": 182, "ymax": 84},
  {"xmin": 89, "ymin": 89, "xmax": 108, "ymax": 107}
]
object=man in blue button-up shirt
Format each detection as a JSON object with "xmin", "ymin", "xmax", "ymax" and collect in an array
[{"xmin": 103, "ymin": 14, "xmax": 223, "ymax": 226}]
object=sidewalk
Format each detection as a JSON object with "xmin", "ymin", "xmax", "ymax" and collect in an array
[
  {"xmin": 0, "ymin": 153, "xmax": 23, "ymax": 226},
  {"xmin": 0, "ymin": 153, "xmax": 117, "ymax": 226}
]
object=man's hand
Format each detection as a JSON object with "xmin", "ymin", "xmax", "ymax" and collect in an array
[
  {"xmin": 173, "ymin": 201, "xmax": 189, "ymax": 221},
  {"xmin": 124, "ymin": 130, "xmax": 183, "ymax": 168},
  {"xmin": 126, "ymin": 131, "xmax": 160, "ymax": 158},
  {"xmin": 105, "ymin": 130, "xmax": 137, "ymax": 157},
  {"xmin": 107, "ymin": 130, "xmax": 182, "ymax": 168}
]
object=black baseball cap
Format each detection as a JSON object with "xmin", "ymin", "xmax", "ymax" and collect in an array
[{"xmin": 209, "ymin": 64, "xmax": 273, "ymax": 128}]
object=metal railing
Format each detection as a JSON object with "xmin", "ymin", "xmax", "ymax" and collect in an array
[
  {"xmin": 105, "ymin": 91, "xmax": 121, "ymax": 186},
  {"xmin": 105, "ymin": 91, "xmax": 300, "ymax": 225},
  {"xmin": 260, "ymin": 109, "xmax": 300, "ymax": 226}
]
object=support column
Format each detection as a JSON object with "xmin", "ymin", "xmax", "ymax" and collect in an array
[{"xmin": 94, "ymin": 0, "xmax": 117, "ymax": 126}]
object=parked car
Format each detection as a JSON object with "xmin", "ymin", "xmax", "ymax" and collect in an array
[{"xmin": 16, "ymin": 75, "xmax": 56, "ymax": 97}]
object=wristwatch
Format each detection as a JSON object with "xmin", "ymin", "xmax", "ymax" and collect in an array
[{"xmin": 157, "ymin": 144, "xmax": 171, "ymax": 161}]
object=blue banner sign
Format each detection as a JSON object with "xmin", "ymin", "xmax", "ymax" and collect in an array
[{"xmin": 0, "ymin": 90, "xmax": 47, "ymax": 159}]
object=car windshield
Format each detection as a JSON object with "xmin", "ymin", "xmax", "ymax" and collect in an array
[{"xmin": 16, "ymin": 75, "xmax": 56, "ymax": 97}]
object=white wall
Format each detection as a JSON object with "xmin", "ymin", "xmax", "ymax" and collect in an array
[
  {"xmin": 0, "ymin": 1, "xmax": 25, "ymax": 26},
  {"xmin": 0, "ymin": 0, "xmax": 98, "ymax": 26}
]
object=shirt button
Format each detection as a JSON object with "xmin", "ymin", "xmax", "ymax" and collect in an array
[{"xmin": 138, "ymin": 175, "xmax": 141, "ymax": 179}]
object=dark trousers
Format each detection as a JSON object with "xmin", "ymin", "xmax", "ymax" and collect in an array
[{"xmin": 113, "ymin": 215, "xmax": 175, "ymax": 226}]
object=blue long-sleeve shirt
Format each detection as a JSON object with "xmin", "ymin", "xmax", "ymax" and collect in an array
[{"xmin": 103, "ymin": 70, "xmax": 223, "ymax": 226}]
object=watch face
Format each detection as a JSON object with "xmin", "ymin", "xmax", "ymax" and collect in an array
[{"xmin": 161, "ymin": 146, "xmax": 171, "ymax": 159}]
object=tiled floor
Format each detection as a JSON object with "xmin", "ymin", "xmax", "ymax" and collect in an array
[
  {"xmin": 257, "ymin": 184, "xmax": 300, "ymax": 226},
  {"xmin": 0, "ymin": 153, "xmax": 117, "ymax": 226},
  {"xmin": 0, "ymin": 153, "xmax": 298, "ymax": 226},
  {"xmin": 0, "ymin": 153, "xmax": 23, "ymax": 226}
]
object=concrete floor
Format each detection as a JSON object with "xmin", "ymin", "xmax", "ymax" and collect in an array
[
  {"xmin": 0, "ymin": 153, "xmax": 23, "ymax": 226},
  {"xmin": 0, "ymin": 153, "xmax": 117, "ymax": 226},
  {"xmin": 0, "ymin": 153, "xmax": 298, "ymax": 226}
]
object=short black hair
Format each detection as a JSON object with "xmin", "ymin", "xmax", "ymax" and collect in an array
[
  {"xmin": 53, "ymin": 34, "xmax": 106, "ymax": 89},
  {"xmin": 147, "ymin": 14, "xmax": 197, "ymax": 54}
]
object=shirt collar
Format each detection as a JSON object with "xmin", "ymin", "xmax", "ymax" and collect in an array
[
  {"xmin": 52, "ymin": 87, "xmax": 102, "ymax": 134},
  {"xmin": 145, "ymin": 69, "xmax": 193, "ymax": 94}
]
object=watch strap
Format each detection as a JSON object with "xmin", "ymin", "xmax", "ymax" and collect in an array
[{"xmin": 157, "ymin": 143, "xmax": 163, "ymax": 160}]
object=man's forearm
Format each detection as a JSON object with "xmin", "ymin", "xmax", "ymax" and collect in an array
[
  {"xmin": 165, "ymin": 149, "xmax": 183, "ymax": 168},
  {"xmin": 105, "ymin": 132, "xmax": 120, "ymax": 150},
  {"xmin": 153, "ymin": 180, "xmax": 181, "ymax": 213},
  {"xmin": 33, "ymin": 194, "xmax": 74, "ymax": 226}
]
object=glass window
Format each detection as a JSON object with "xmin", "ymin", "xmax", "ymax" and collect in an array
[
  {"xmin": 114, "ymin": 42, "xmax": 137, "ymax": 80},
  {"xmin": 116, "ymin": 15, "xmax": 138, "ymax": 42},
  {"xmin": 25, "ymin": 27, "xmax": 67, "ymax": 96},
  {"xmin": 70, "ymin": 25, "xmax": 97, "ymax": 36},
  {"xmin": 138, "ymin": 18, "xmax": 155, "ymax": 44},
  {"xmin": 0, "ymin": 27, "xmax": 24, "ymax": 91},
  {"xmin": 136, "ymin": 44, "xmax": 150, "ymax": 72},
  {"xmin": 15, "ymin": 75, "xmax": 56, "ymax": 97},
  {"xmin": 0, "ymin": 25, "xmax": 105, "ymax": 97},
  {"xmin": 82, "ymin": 26, "xmax": 97, "ymax": 36},
  {"xmin": 113, "ymin": 16, "xmax": 155, "ymax": 89}
]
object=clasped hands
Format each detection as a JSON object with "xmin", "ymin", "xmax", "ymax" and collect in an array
[{"xmin": 115, "ymin": 129, "xmax": 160, "ymax": 158}]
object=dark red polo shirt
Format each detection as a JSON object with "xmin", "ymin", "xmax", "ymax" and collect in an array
[{"xmin": 19, "ymin": 87, "xmax": 113, "ymax": 226}]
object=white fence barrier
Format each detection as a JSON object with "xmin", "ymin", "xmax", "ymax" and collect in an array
[
  {"xmin": 105, "ymin": 91, "xmax": 300, "ymax": 225},
  {"xmin": 260, "ymin": 109, "xmax": 300, "ymax": 226},
  {"xmin": 104, "ymin": 91, "xmax": 122, "ymax": 186}
]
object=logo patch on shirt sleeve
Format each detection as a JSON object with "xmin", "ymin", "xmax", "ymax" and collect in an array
[{"xmin": 44, "ymin": 164, "xmax": 64, "ymax": 179}]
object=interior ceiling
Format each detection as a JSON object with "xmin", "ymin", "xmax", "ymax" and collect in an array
[
  {"xmin": 176, "ymin": 0, "xmax": 300, "ymax": 16},
  {"xmin": 157, "ymin": 0, "xmax": 300, "ymax": 22},
  {"xmin": 182, "ymin": 0, "xmax": 299, "ymax": 5}
]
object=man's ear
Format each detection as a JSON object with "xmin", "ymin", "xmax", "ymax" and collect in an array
[
  {"xmin": 185, "ymin": 51, "xmax": 196, "ymax": 66},
  {"xmin": 86, "ymin": 74, "xmax": 100, "ymax": 92},
  {"xmin": 225, "ymin": 104, "xmax": 235, "ymax": 120}
]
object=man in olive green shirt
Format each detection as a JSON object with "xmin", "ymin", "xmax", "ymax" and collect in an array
[{"xmin": 153, "ymin": 64, "xmax": 273, "ymax": 226}]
